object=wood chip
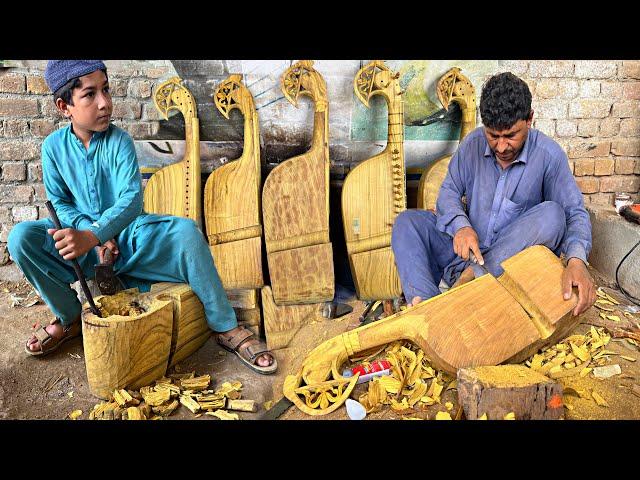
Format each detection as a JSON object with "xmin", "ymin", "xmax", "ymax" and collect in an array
[
  {"xmin": 179, "ymin": 394, "xmax": 201, "ymax": 414},
  {"xmin": 503, "ymin": 412, "xmax": 516, "ymax": 420},
  {"xmin": 621, "ymin": 356, "xmax": 637, "ymax": 362},
  {"xmin": 206, "ymin": 409, "xmax": 239, "ymax": 420},
  {"xmin": 180, "ymin": 375, "xmax": 211, "ymax": 392},
  {"xmin": 126, "ymin": 406, "xmax": 144, "ymax": 420},
  {"xmin": 435, "ymin": 411, "xmax": 452, "ymax": 420},
  {"xmin": 591, "ymin": 391, "xmax": 609, "ymax": 407},
  {"xmin": 68, "ymin": 410, "xmax": 82, "ymax": 420},
  {"xmin": 152, "ymin": 399, "xmax": 179, "ymax": 417},
  {"xmin": 227, "ymin": 399, "xmax": 256, "ymax": 412}
]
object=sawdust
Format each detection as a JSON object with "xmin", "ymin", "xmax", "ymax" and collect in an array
[{"xmin": 466, "ymin": 365, "xmax": 552, "ymax": 388}]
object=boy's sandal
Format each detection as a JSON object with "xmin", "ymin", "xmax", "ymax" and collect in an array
[
  {"xmin": 25, "ymin": 318, "xmax": 82, "ymax": 357},
  {"xmin": 217, "ymin": 326, "xmax": 278, "ymax": 375}
]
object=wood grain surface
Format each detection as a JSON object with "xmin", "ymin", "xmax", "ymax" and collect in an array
[
  {"xmin": 204, "ymin": 75, "xmax": 263, "ymax": 289},
  {"xmin": 143, "ymin": 77, "xmax": 202, "ymax": 227},
  {"xmin": 342, "ymin": 61, "xmax": 405, "ymax": 300}
]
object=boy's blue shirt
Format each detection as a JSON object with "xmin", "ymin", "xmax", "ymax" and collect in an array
[{"xmin": 42, "ymin": 123, "xmax": 143, "ymax": 244}]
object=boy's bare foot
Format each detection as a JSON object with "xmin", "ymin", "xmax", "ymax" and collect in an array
[
  {"xmin": 410, "ymin": 296, "xmax": 423, "ymax": 307},
  {"xmin": 451, "ymin": 266, "xmax": 475, "ymax": 289}
]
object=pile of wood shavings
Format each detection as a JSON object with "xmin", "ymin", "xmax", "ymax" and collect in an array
[
  {"xmin": 354, "ymin": 341, "xmax": 456, "ymax": 418},
  {"xmin": 72, "ymin": 372, "xmax": 251, "ymax": 420},
  {"xmin": 524, "ymin": 326, "xmax": 628, "ymax": 380}
]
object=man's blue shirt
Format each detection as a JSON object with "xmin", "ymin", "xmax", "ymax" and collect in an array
[
  {"xmin": 435, "ymin": 127, "xmax": 592, "ymax": 263},
  {"xmin": 42, "ymin": 123, "xmax": 143, "ymax": 244}
]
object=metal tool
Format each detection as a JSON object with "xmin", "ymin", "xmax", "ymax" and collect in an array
[
  {"xmin": 321, "ymin": 301, "xmax": 354, "ymax": 319},
  {"xmin": 45, "ymin": 201, "xmax": 101, "ymax": 316},
  {"xmin": 469, "ymin": 251, "xmax": 490, "ymax": 276},
  {"xmin": 94, "ymin": 247, "xmax": 123, "ymax": 295},
  {"xmin": 258, "ymin": 396, "xmax": 293, "ymax": 420}
]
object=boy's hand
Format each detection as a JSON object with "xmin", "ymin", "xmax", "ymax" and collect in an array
[
  {"xmin": 453, "ymin": 226, "xmax": 484, "ymax": 264},
  {"xmin": 96, "ymin": 239, "xmax": 119, "ymax": 264},
  {"xmin": 47, "ymin": 228, "xmax": 100, "ymax": 260}
]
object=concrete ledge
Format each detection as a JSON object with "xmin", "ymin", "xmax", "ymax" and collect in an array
[{"xmin": 588, "ymin": 205, "xmax": 640, "ymax": 300}]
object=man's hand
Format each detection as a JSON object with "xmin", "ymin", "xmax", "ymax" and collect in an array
[
  {"xmin": 96, "ymin": 238, "xmax": 119, "ymax": 264},
  {"xmin": 453, "ymin": 226, "xmax": 484, "ymax": 264},
  {"xmin": 47, "ymin": 228, "xmax": 100, "ymax": 260},
  {"xmin": 561, "ymin": 257, "xmax": 596, "ymax": 316}
]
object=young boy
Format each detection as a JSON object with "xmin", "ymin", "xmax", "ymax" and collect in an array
[{"xmin": 7, "ymin": 60, "xmax": 276, "ymax": 374}]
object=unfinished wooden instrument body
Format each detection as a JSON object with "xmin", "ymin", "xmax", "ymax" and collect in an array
[
  {"xmin": 204, "ymin": 75, "xmax": 263, "ymax": 290},
  {"xmin": 262, "ymin": 60, "xmax": 334, "ymax": 305},
  {"xmin": 283, "ymin": 246, "xmax": 580, "ymax": 415},
  {"xmin": 342, "ymin": 60, "xmax": 405, "ymax": 301},
  {"xmin": 143, "ymin": 77, "xmax": 202, "ymax": 227},
  {"xmin": 417, "ymin": 68, "xmax": 476, "ymax": 211}
]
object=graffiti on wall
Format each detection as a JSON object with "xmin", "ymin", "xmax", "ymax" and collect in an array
[{"xmin": 351, "ymin": 60, "xmax": 498, "ymax": 142}]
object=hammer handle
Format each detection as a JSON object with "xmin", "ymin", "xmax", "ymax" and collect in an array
[{"xmin": 45, "ymin": 201, "xmax": 100, "ymax": 316}]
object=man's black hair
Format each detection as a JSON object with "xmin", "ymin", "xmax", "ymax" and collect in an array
[
  {"xmin": 53, "ymin": 68, "xmax": 108, "ymax": 106},
  {"xmin": 479, "ymin": 72, "xmax": 532, "ymax": 130}
]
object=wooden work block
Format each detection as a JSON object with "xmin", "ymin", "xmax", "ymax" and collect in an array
[
  {"xmin": 227, "ymin": 288, "xmax": 263, "ymax": 338},
  {"xmin": 261, "ymin": 285, "xmax": 324, "ymax": 350},
  {"xmin": 457, "ymin": 365, "xmax": 564, "ymax": 420},
  {"xmin": 150, "ymin": 282, "xmax": 211, "ymax": 368},
  {"xmin": 83, "ymin": 288, "xmax": 174, "ymax": 400}
]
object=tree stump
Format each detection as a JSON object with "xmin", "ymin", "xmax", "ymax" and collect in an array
[{"xmin": 457, "ymin": 365, "xmax": 564, "ymax": 420}]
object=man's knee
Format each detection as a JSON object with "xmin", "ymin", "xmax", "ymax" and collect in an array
[
  {"xmin": 392, "ymin": 210, "xmax": 436, "ymax": 244},
  {"xmin": 7, "ymin": 222, "xmax": 41, "ymax": 261},
  {"xmin": 537, "ymin": 201, "xmax": 566, "ymax": 236}
]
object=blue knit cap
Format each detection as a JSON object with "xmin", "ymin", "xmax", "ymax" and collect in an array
[{"xmin": 44, "ymin": 60, "xmax": 107, "ymax": 94}]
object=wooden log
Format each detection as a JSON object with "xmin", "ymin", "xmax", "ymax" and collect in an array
[
  {"xmin": 149, "ymin": 282, "xmax": 211, "ymax": 368},
  {"xmin": 262, "ymin": 60, "xmax": 334, "ymax": 305},
  {"xmin": 205, "ymin": 75, "xmax": 264, "ymax": 290},
  {"xmin": 82, "ymin": 288, "xmax": 174, "ymax": 400},
  {"xmin": 143, "ymin": 77, "xmax": 202, "ymax": 227},
  {"xmin": 342, "ymin": 61, "xmax": 405, "ymax": 300},
  {"xmin": 418, "ymin": 68, "xmax": 476, "ymax": 211},
  {"xmin": 457, "ymin": 365, "xmax": 564, "ymax": 420},
  {"xmin": 261, "ymin": 285, "xmax": 324, "ymax": 351},
  {"xmin": 284, "ymin": 246, "xmax": 581, "ymax": 415}
]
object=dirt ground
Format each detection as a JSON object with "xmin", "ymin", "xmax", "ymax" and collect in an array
[{"xmin": 0, "ymin": 267, "xmax": 639, "ymax": 421}]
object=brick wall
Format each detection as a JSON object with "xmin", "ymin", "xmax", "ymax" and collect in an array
[{"xmin": 1, "ymin": 59, "xmax": 639, "ymax": 279}]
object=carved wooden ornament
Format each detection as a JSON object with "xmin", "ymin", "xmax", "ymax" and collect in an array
[
  {"xmin": 204, "ymin": 75, "xmax": 264, "ymax": 290},
  {"xmin": 418, "ymin": 67, "xmax": 476, "ymax": 211},
  {"xmin": 143, "ymin": 77, "xmax": 202, "ymax": 227},
  {"xmin": 342, "ymin": 60, "xmax": 405, "ymax": 301}
]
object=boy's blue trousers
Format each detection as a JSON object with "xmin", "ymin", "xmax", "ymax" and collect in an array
[{"xmin": 7, "ymin": 214, "xmax": 237, "ymax": 331}]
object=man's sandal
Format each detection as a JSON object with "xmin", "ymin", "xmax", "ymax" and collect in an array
[
  {"xmin": 25, "ymin": 318, "xmax": 82, "ymax": 357},
  {"xmin": 217, "ymin": 326, "xmax": 277, "ymax": 375}
]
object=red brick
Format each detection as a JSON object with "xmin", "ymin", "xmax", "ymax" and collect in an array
[
  {"xmin": 599, "ymin": 117, "xmax": 620, "ymax": 137},
  {"xmin": 590, "ymin": 192, "xmax": 614, "ymax": 206},
  {"xmin": 621, "ymin": 61, "xmax": 640, "ymax": 79},
  {"xmin": 615, "ymin": 157, "xmax": 637, "ymax": 174},
  {"xmin": 0, "ymin": 224, "xmax": 12, "ymax": 243},
  {"xmin": 599, "ymin": 175, "xmax": 640, "ymax": 193},
  {"xmin": 613, "ymin": 101, "xmax": 640, "ymax": 118},
  {"xmin": 611, "ymin": 138, "xmax": 640, "ymax": 156},
  {"xmin": 601, "ymin": 82, "xmax": 623, "ymax": 100},
  {"xmin": 3, "ymin": 120, "xmax": 29, "ymax": 137},
  {"xmin": 33, "ymin": 184, "xmax": 47, "ymax": 202},
  {"xmin": 112, "ymin": 101, "xmax": 141, "ymax": 120},
  {"xmin": 39, "ymin": 99, "xmax": 62, "ymax": 118},
  {"xmin": 0, "ymin": 72, "xmax": 25, "ymax": 93},
  {"xmin": 623, "ymin": 82, "xmax": 640, "ymax": 100},
  {"xmin": 577, "ymin": 119, "xmax": 599, "ymax": 137},
  {"xmin": 574, "ymin": 159, "xmax": 595, "ymax": 176},
  {"xmin": 29, "ymin": 119, "xmax": 56, "ymax": 138},
  {"xmin": 569, "ymin": 99, "xmax": 611, "ymax": 118},
  {"xmin": 122, "ymin": 122, "xmax": 153, "ymax": 139},
  {"xmin": 528, "ymin": 61, "xmax": 574, "ymax": 78},
  {"xmin": 575, "ymin": 177, "xmax": 599, "ymax": 194},
  {"xmin": 567, "ymin": 141, "xmax": 611, "ymax": 159},
  {"xmin": 1, "ymin": 162, "xmax": 26, "ymax": 181},
  {"xmin": 127, "ymin": 79, "xmax": 152, "ymax": 98},
  {"xmin": 574, "ymin": 61, "xmax": 618, "ymax": 79},
  {"xmin": 0, "ymin": 185, "xmax": 33, "ymax": 203},
  {"xmin": 620, "ymin": 118, "xmax": 640, "ymax": 137},
  {"xmin": 636, "ymin": 159, "xmax": 640, "ymax": 175},
  {"xmin": 26, "ymin": 75, "xmax": 49, "ymax": 94},
  {"xmin": 28, "ymin": 163, "xmax": 42, "ymax": 181},
  {"xmin": 594, "ymin": 157, "xmax": 615, "ymax": 176},
  {"xmin": 109, "ymin": 79, "xmax": 128, "ymax": 97},
  {"xmin": 0, "ymin": 141, "xmax": 40, "ymax": 161},
  {"xmin": 11, "ymin": 206, "xmax": 37, "ymax": 222},
  {"xmin": 0, "ymin": 98, "xmax": 39, "ymax": 117},
  {"xmin": 0, "ymin": 245, "xmax": 9, "ymax": 266}
]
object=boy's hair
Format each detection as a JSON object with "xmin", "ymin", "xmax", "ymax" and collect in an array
[
  {"xmin": 479, "ymin": 72, "xmax": 532, "ymax": 130},
  {"xmin": 53, "ymin": 68, "xmax": 108, "ymax": 106}
]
